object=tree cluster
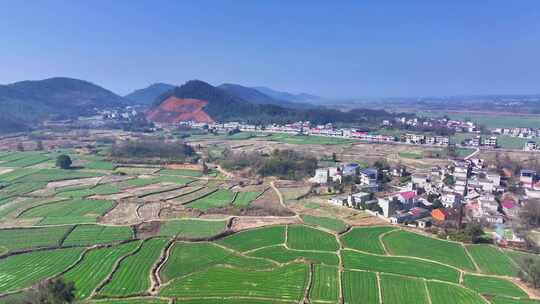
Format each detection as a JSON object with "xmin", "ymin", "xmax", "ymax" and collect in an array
[{"xmin": 110, "ymin": 139, "xmax": 195, "ymax": 161}]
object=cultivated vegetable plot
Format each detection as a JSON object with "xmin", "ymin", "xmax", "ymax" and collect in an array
[
  {"xmin": 158, "ymin": 219, "xmax": 227, "ymax": 239},
  {"xmin": 158, "ymin": 168, "xmax": 203, "ymax": 177},
  {"xmin": 160, "ymin": 263, "xmax": 309, "ymax": 301},
  {"xmin": 0, "ymin": 154, "xmax": 50, "ymax": 168},
  {"xmin": 232, "ymin": 191, "xmax": 261, "ymax": 208},
  {"xmin": 341, "ymin": 250, "xmax": 460, "ymax": 282},
  {"xmin": 89, "ymin": 299, "xmax": 168, "ymax": 304},
  {"xmin": 248, "ymin": 245, "xmax": 339, "ymax": 266},
  {"xmin": 309, "ymin": 265, "xmax": 339, "ymax": 303},
  {"xmin": 342, "ymin": 270, "xmax": 379, "ymax": 304},
  {"xmin": 382, "ymin": 230, "xmax": 476, "ymax": 271},
  {"xmin": 218, "ymin": 226, "xmax": 286, "ymax": 252},
  {"xmin": 286, "ymin": 225, "xmax": 339, "ymax": 252},
  {"xmin": 489, "ymin": 297, "xmax": 540, "ymax": 304},
  {"xmin": 63, "ymin": 225, "xmax": 133, "ymax": 246},
  {"xmin": 63, "ymin": 241, "xmax": 141, "ymax": 299},
  {"xmin": 187, "ymin": 189, "xmax": 235, "ymax": 211},
  {"xmin": 463, "ymin": 274, "xmax": 528, "ymax": 298},
  {"xmin": 0, "ymin": 226, "xmax": 72, "ymax": 254},
  {"xmin": 341, "ymin": 226, "xmax": 395, "ymax": 254},
  {"xmin": 57, "ymin": 184, "xmax": 120, "ymax": 198},
  {"xmin": 466, "ymin": 244, "xmax": 520, "ymax": 276},
  {"xmin": 380, "ymin": 274, "xmax": 429, "ymax": 304},
  {"xmin": 300, "ymin": 215, "xmax": 347, "ymax": 233},
  {"xmin": 20, "ymin": 199, "xmax": 114, "ymax": 225},
  {"xmin": 427, "ymin": 281, "xmax": 486, "ymax": 304},
  {"xmin": 160, "ymin": 242, "xmax": 275, "ymax": 282},
  {"xmin": 99, "ymin": 238, "xmax": 168, "ymax": 297},
  {"xmin": 0, "ymin": 247, "xmax": 84, "ymax": 293}
]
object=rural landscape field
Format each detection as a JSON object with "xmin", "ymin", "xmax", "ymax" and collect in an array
[{"xmin": 0, "ymin": 138, "xmax": 537, "ymax": 304}]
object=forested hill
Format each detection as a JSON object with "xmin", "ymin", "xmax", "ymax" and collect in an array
[
  {"xmin": 152, "ymin": 80, "xmax": 404, "ymax": 125},
  {"xmin": 124, "ymin": 83, "xmax": 175, "ymax": 104},
  {"xmin": 0, "ymin": 77, "xmax": 127, "ymax": 133}
]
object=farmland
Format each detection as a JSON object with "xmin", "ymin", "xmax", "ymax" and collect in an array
[
  {"xmin": 382, "ymin": 229, "xmax": 476, "ymax": 270},
  {"xmin": 99, "ymin": 238, "xmax": 169, "ymax": 297},
  {"xmin": 341, "ymin": 226, "xmax": 395, "ymax": 254},
  {"xmin": 380, "ymin": 274, "xmax": 429, "ymax": 304},
  {"xmin": 342, "ymin": 270, "xmax": 379, "ymax": 304},
  {"xmin": 0, "ymin": 146, "xmax": 537, "ymax": 303}
]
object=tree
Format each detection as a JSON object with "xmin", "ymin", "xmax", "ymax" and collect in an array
[
  {"xmin": 519, "ymin": 199, "xmax": 540, "ymax": 228},
  {"xmin": 443, "ymin": 174, "xmax": 455, "ymax": 187},
  {"xmin": 56, "ymin": 155, "xmax": 72, "ymax": 170},
  {"xmin": 18, "ymin": 278, "xmax": 76, "ymax": 304},
  {"xmin": 332, "ymin": 152, "xmax": 338, "ymax": 162},
  {"xmin": 518, "ymin": 256, "xmax": 540, "ymax": 289},
  {"xmin": 36, "ymin": 140, "xmax": 44, "ymax": 151},
  {"xmin": 464, "ymin": 222, "xmax": 484, "ymax": 243},
  {"xmin": 17, "ymin": 142, "xmax": 24, "ymax": 152},
  {"xmin": 202, "ymin": 161, "xmax": 209, "ymax": 175}
]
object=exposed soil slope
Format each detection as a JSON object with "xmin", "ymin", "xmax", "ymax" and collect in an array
[{"xmin": 146, "ymin": 96, "xmax": 214, "ymax": 123}]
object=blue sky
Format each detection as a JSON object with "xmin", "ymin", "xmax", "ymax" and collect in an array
[{"xmin": 1, "ymin": 1, "xmax": 539, "ymax": 98}]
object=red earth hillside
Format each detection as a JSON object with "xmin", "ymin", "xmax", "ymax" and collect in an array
[{"xmin": 146, "ymin": 96, "xmax": 215, "ymax": 123}]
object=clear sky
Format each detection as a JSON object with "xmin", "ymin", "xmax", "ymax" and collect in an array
[{"xmin": 1, "ymin": 1, "xmax": 539, "ymax": 98}]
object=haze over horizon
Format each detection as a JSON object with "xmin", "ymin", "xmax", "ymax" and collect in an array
[{"xmin": 1, "ymin": 1, "xmax": 540, "ymax": 98}]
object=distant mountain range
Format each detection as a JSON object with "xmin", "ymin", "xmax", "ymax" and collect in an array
[
  {"xmin": 147, "ymin": 80, "xmax": 393, "ymax": 125},
  {"xmin": 124, "ymin": 83, "xmax": 175, "ymax": 105},
  {"xmin": 126, "ymin": 82, "xmax": 320, "ymax": 109},
  {"xmin": 0, "ymin": 77, "xmax": 127, "ymax": 133}
]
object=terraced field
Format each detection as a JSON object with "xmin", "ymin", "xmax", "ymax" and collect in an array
[
  {"xmin": 286, "ymin": 225, "xmax": 339, "ymax": 251},
  {"xmin": 341, "ymin": 249, "xmax": 460, "ymax": 282},
  {"xmin": 158, "ymin": 219, "xmax": 227, "ymax": 238},
  {"xmin": 160, "ymin": 242, "xmax": 275, "ymax": 282},
  {"xmin": 463, "ymin": 274, "xmax": 528, "ymax": 298},
  {"xmin": 427, "ymin": 281, "xmax": 486, "ymax": 304},
  {"xmin": 63, "ymin": 241, "xmax": 141, "ymax": 299},
  {"xmin": 300, "ymin": 214, "xmax": 347, "ymax": 232},
  {"xmin": 187, "ymin": 189, "xmax": 235, "ymax": 211},
  {"xmin": 0, "ymin": 247, "xmax": 84, "ymax": 293},
  {"xmin": 218, "ymin": 226, "xmax": 286, "ymax": 252},
  {"xmin": 309, "ymin": 265, "xmax": 339, "ymax": 303},
  {"xmin": 63, "ymin": 225, "xmax": 134, "ymax": 246},
  {"xmin": 248, "ymin": 245, "xmax": 339, "ymax": 266},
  {"xmin": 0, "ymin": 226, "xmax": 72, "ymax": 254},
  {"xmin": 466, "ymin": 244, "xmax": 520, "ymax": 276},
  {"xmin": 380, "ymin": 274, "xmax": 429, "ymax": 304},
  {"xmin": 382, "ymin": 230, "xmax": 476, "ymax": 271},
  {"xmin": 342, "ymin": 270, "xmax": 379, "ymax": 304},
  {"xmin": 99, "ymin": 238, "xmax": 169, "ymax": 297},
  {"xmin": 232, "ymin": 191, "xmax": 261, "ymax": 208},
  {"xmin": 341, "ymin": 226, "xmax": 395, "ymax": 254},
  {"xmin": 160, "ymin": 263, "xmax": 309, "ymax": 301},
  {"xmin": 19, "ymin": 199, "xmax": 114, "ymax": 225}
]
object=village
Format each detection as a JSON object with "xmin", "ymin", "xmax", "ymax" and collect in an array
[{"xmin": 314, "ymin": 155, "xmax": 540, "ymax": 246}]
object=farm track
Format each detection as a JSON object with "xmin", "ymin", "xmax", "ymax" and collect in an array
[{"xmin": 150, "ymin": 239, "xmax": 175, "ymax": 295}]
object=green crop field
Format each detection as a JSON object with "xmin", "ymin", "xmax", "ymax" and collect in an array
[
  {"xmin": 158, "ymin": 219, "xmax": 227, "ymax": 238},
  {"xmin": 232, "ymin": 191, "xmax": 261, "ymax": 208},
  {"xmin": 269, "ymin": 133, "xmax": 353, "ymax": 145},
  {"xmin": 99, "ymin": 238, "xmax": 169, "ymax": 297},
  {"xmin": 0, "ymin": 181, "xmax": 47, "ymax": 200},
  {"xmin": 14, "ymin": 169, "xmax": 101, "ymax": 183},
  {"xmin": 380, "ymin": 274, "xmax": 429, "ymax": 304},
  {"xmin": 427, "ymin": 281, "xmax": 486, "ymax": 304},
  {"xmin": 160, "ymin": 242, "xmax": 275, "ymax": 282},
  {"xmin": 63, "ymin": 225, "xmax": 133, "ymax": 246},
  {"xmin": 286, "ymin": 225, "xmax": 339, "ymax": 252},
  {"xmin": 84, "ymin": 160, "xmax": 116, "ymax": 170},
  {"xmin": 187, "ymin": 189, "xmax": 235, "ymax": 211},
  {"xmin": 0, "ymin": 226, "xmax": 72, "ymax": 254},
  {"xmin": 0, "ymin": 247, "xmax": 84, "ymax": 293},
  {"xmin": 342, "ymin": 250, "xmax": 460, "ymax": 282},
  {"xmin": 63, "ymin": 241, "xmax": 141, "ymax": 299},
  {"xmin": 419, "ymin": 111, "xmax": 540, "ymax": 129},
  {"xmin": 300, "ymin": 215, "xmax": 347, "ymax": 233},
  {"xmin": 309, "ymin": 265, "xmax": 339, "ymax": 303},
  {"xmin": 122, "ymin": 178, "xmax": 160, "ymax": 187},
  {"xmin": 158, "ymin": 168, "xmax": 203, "ymax": 177},
  {"xmin": 154, "ymin": 175, "xmax": 194, "ymax": 185},
  {"xmin": 89, "ymin": 299, "xmax": 168, "ymax": 304},
  {"xmin": 20, "ymin": 199, "xmax": 114, "ymax": 225},
  {"xmin": 0, "ymin": 153, "xmax": 50, "ymax": 168},
  {"xmin": 342, "ymin": 270, "xmax": 379, "ymax": 304},
  {"xmin": 57, "ymin": 184, "xmax": 120, "ymax": 198},
  {"xmin": 466, "ymin": 244, "xmax": 520, "ymax": 276},
  {"xmin": 463, "ymin": 274, "xmax": 528, "ymax": 298},
  {"xmin": 341, "ymin": 226, "xmax": 396, "ymax": 254},
  {"xmin": 217, "ymin": 226, "xmax": 286, "ymax": 252},
  {"xmin": 152, "ymin": 299, "xmax": 288, "ymax": 304},
  {"xmin": 248, "ymin": 245, "xmax": 339, "ymax": 266},
  {"xmin": 382, "ymin": 230, "xmax": 476, "ymax": 270},
  {"xmin": 490, "ymin": 297, "xmax": 540, "ymax": 304},
  {"xmin": 399, "ymin": 151, "xmax": 424, "ymax": 159},
  {"xmin": 160, "ymin": 263, "xmax": 309, "ymax": 301}
]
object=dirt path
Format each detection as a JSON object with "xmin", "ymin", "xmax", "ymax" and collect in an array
[{"xmin": 270, "ymin": 180, "xmax": 287, "ymax": 210}]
